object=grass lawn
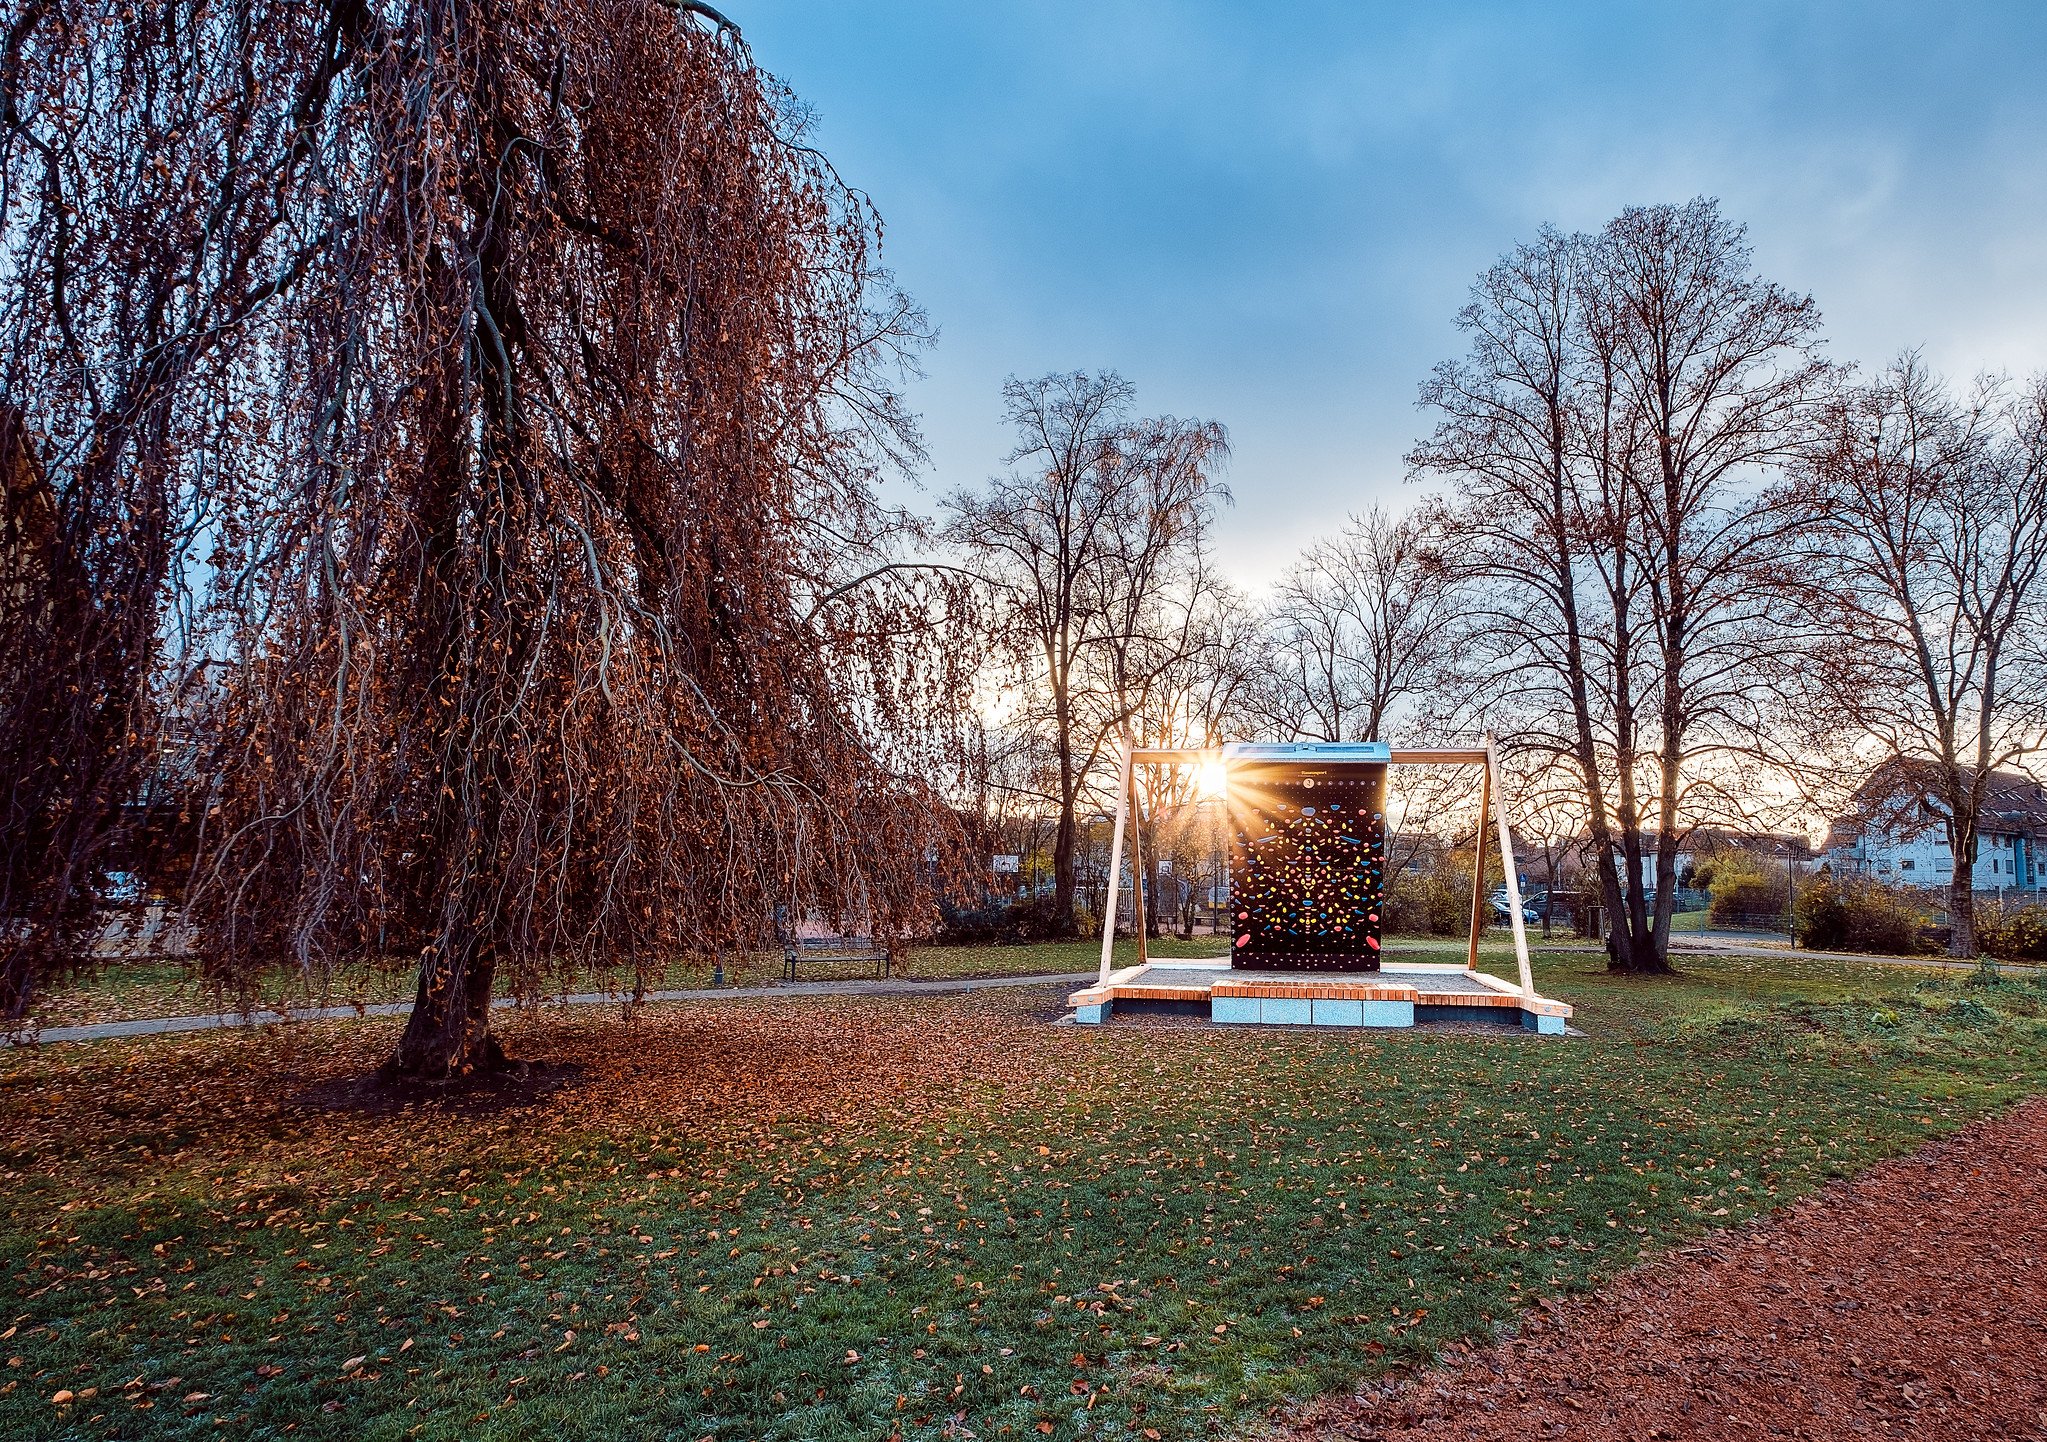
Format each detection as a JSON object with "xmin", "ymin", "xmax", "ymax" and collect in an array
[
  {"xmin": 24, "ymin": 934, "xmax": 1588, "ymax": 1031},
  {"xmin": 25, "ymin": 941, "xmax": 1212, "ymax": 1031},
  {"xmin": 3, "ymin": 948, "xmax": 2043, "ymax": 1440}
]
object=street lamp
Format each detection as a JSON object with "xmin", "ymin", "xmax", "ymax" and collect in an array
[{"xmin": 1784, "ymin": 838, "xmax": 1797, "ymax": 945}]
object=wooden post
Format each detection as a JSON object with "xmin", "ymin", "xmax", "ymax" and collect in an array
[
  {"xmin": 1097, "ymin": 741, "xmax": 1134, "ymax": 987},
  {"xmin": 1130, "ymin": 772, "xmax": 1150, "ymax": 969},
  {"xmin": 1467, "ymin": 756, "xmax": 1492, "ymax": 971},
  {"xmin": 1487, "ymin": 738, "xmax": 1536, "ymax": 1001}
]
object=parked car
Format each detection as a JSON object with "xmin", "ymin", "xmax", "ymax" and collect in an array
[{"xmin": 1488, "ymin": 887, "xmax": 1541, "ymax": 924}]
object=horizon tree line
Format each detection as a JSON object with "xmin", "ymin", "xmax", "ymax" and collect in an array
[{"xmin": 955, "ymin": 201, "xmax": 2047, "ymax": 966}]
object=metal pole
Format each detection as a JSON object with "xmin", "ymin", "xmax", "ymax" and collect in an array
[
  {"xmin": 1786, "ymin": 840, "xmax": 1796, "ymax": 944},
  {"xmin": 1097, "ymin": 741, "xmax": 1134, "ymax": 987},
  {"xmin": 1488, "ymin": 738, "xmax": 1536, "ymax": 1001}
]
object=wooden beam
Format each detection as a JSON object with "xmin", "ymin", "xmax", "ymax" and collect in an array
[
  {"xmin": 1488, "ymin": 738, "xmax": 1537, "ymax": 1000},
  {"xmin": 1130, "ymin": 777, "xmax": 1149, "ymax": 969},
  {"xmin": 1097, "ymin": 742, "xmax": 1134, "ymax": 987},
  {"xmin": 1467, "ymin": 756, "xmax": 1492, "ymax": 970},
  {"xmin": 1126, "ymin": 746, "xmax": 1490, "ymax": 766}
]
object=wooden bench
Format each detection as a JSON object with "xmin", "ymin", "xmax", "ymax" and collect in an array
[{"xmin": 781, "ymin": 932, "xmax": 893, "ymax": 982}]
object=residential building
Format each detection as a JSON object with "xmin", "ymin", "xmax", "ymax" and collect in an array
[{"xmin": 1822, "ymin": 760, "xmax": 2047, "ymax": 894}]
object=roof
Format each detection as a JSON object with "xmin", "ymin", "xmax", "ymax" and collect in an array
[
  {"xmin": 1829, "ymin": 758, "xmax": 2047, "ymax": 847},
  {"xmin": 1222, "ymin": 741, "xmax": 1392, "ymax": 764}
]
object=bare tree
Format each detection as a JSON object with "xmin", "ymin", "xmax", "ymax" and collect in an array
[
  {"xmin": 945, "ymin": 372, "xmax": 1229, "ymax": 937},
  {"xmin": 1125, "ymin": 583, "xmax": 1257, "ymax": 936},
  {"xmin": 1247, "ymin": 507, "xmax": 1456, "ymax": 743},
  {"xmin": 1785, "ymin": 356, "xmax": 2047, "ymax": 956},
  {"xmin": 1414, "ymin": 200, "xmax": 1827, "ymax": 973}
]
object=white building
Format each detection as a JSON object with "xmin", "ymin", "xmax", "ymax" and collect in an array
[{"xmin": 1823, "ymin": 762, "xmax": 2047, "ymax": 894}]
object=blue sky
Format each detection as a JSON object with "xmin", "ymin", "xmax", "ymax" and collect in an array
[{"xmin": 729, "ymin": 1, "xmax": 2047, "ymax": 587}]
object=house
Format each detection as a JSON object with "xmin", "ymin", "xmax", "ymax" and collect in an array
[{"xmin": 1823, "ymin": 760, "xmax": 2047, "ymax": 894}]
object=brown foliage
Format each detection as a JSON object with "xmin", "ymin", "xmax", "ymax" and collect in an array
[
  {"xmin": 1, "ymin": 0, "xmax": 355, "ymax": 1017},
  {"xmin": 3, "ymin": 2, "xmax": 971, "ymax": 1070}
]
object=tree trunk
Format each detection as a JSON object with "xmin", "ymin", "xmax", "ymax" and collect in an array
[
  {"xmin": 1949, "ymin": 821, "xmax": 1978, "ymax": 959},
  {"xmin": 391, "ymin": 938, "xmax": 507, "ymax": 1079},
  {"xmin": 1949, "ymin": 881, "xmax": 1975, "ymax": 959},
  {"xmin": 1050, "ymin": 805, "xmax": 1079, "ymax": 940}
]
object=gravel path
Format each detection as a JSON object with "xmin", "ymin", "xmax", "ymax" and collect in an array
[
  {"xmin": 6, "ymin": 972, "xmax": 1096, "ymax": 1046},
  {"xmin": 1297, "ymin": 1096, "xmax": 2047, "ymax": 1441}
]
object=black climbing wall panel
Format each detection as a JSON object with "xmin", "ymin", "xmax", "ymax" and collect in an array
[{"xmin": 1226, "ymin": 755, "xmax": 1388, "ymax": 971}]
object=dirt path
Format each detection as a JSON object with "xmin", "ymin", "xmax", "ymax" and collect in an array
[{"xmin": 1299, "ymin": 1096, "xmax": 2047, "ymax": 1442}]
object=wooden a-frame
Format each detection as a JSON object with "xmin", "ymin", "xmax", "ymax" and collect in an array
[{"xmin": 1095, "ymin": 739, "xmax": 1536, "ymax": 999}]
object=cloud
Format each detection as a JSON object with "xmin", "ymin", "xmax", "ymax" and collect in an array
[{"xmin": 732, "ymin": 0, "xmax": 2047, "ymax": 589}]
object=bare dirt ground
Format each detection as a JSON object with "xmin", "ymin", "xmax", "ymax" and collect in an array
[{"xmin": 1296, "ymin": 1096, "xmax": 2047, "ymax": 1442}]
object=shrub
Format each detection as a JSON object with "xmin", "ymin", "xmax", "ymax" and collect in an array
[
  {"xmin": 1792, "ymin": 875, "xmax": 1932, "ymax": 955},
  {"xmin": 933, "ymin": 894, "xmax": 1068, "ymax": 945},
  {"xmin": 1382, "ymin": 867, "xmax": 1470, "ymax": 936},
  {"xmin": 1707, "ymin": 862, "xmax": 1789, "ymax": 928},
  {"xmin": 1973, "ymin": 902, "xmax": 2047, "ymax": 962}
]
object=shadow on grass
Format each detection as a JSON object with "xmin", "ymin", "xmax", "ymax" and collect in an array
[{"xmin": 292, "ymin": 1059, "xmax": 590, "ymax": 1119}]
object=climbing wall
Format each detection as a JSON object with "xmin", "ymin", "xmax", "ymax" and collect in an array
[{"xmin": 1226, "ymin": 755, "xmax": 1388, "ymax": 971}]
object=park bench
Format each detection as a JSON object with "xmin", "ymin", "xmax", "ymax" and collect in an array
[{"xmin": 780, "ymin": 928, "xmax": 894, "ymax": 982}]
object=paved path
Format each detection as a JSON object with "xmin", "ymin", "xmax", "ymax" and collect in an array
[
  {"xmin": 7, "ymin": 972, "xmax": 1097, "ymax": 1046},
  {"xmin": 1667, "ymin": 932, "xmax": 2042, "ymax": 972}
]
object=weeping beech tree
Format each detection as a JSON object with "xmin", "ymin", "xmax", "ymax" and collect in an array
[
  {"xmin": 1, "ymin": 0, "xmax": 360, "ymax": 1019},
  {"xmin": 5, "ymin": 0, "xmax": 970, "ymax": 1074}
]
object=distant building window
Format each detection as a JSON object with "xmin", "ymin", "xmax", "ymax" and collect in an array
[{"xmin": 1900, "ymin": 859, "xmax": 1914, "ymax": 871}]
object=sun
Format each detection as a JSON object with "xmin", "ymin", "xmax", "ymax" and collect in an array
[{"xmin": 1196, "ymin": 757, "xmax": 1228, "ymax": 800}]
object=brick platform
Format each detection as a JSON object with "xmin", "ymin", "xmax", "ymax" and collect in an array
[{"xmin": 1066, "ymin": 960, "xmax": 1570, "ymax": 1033}]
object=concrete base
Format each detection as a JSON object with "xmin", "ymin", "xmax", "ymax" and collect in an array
[
  {"xmin": 1074, "ymin": 1001, "xmax": 1110, "ymax": 1025},
  {"xmin": 1523, "ymin": 1010, "xmax": 1566, "ymax": 1035},
  {"xmin": 1212, "ymin": 995, "xmax": 1416, "ymax": 1027}
]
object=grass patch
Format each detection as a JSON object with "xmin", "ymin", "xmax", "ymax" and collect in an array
[
  {"xmin": 25, "ymin": 940, "xmax": 1237, "ymax": 1031},
  {"xmin": 2, "ymin": 951, "xmax": 2043, "ymax": 1440},
  {"xmin": 25, "ymin": 933, "xmax": 1604, "ymax": 1031}
]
